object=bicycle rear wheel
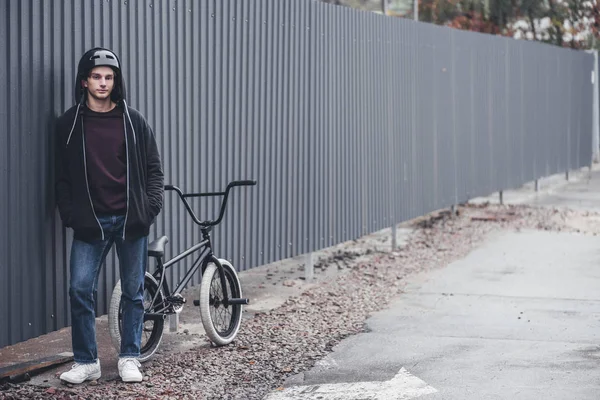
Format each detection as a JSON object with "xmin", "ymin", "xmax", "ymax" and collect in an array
[
  {"xmin": 108, "ymin": 272, "xmax": 165, "ymax": 362},
  {"xmin": 199, "ymin": 259, "xmax": 243, "ymax": 346}
]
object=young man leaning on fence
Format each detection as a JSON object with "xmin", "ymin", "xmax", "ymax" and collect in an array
[{"xmin": 54, "ymin": 47, "xmax": 164, "ymax": 384}]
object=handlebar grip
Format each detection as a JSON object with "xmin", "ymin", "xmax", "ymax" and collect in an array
[
  {"xmin": 164, "ymin": 185, "xmax": 185, "ymax": 197},
  {"xmin": 230, "ymin": 180, "xmax": 257, "ymax": 187}
]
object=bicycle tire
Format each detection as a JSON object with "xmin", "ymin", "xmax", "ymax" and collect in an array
[
  {"xmin": 199, "ymin": 259, "xmax": 243, "ymax": 346},
  {"xmin": 108, "ymin": 272, "xmax": 165, "ymax": 363}
]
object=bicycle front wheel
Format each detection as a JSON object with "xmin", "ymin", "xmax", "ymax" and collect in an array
[{"xmin": 199, "ymin": 259, "xmax": 243, "ymax": 346}]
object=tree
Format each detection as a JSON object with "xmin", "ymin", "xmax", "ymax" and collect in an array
[
  {"xmin": 319, "ymin": 0, "xmax": 600, "ymax": 50},
  {"xmin": 415, "ymin": 0, "xmax": 600, "ymax": 50}
]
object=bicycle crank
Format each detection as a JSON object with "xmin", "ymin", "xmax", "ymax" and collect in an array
[{"xmin": 167, "ymin": 294, "xmax": 186, "ymax": 313}]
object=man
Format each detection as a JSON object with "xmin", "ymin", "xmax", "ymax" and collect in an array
[{"xmin": 54, "ymin": 48, "xmax": 164, "ymax": 384}]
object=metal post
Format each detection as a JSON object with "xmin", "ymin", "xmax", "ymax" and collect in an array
[
  {"xmin": 566, "ymin": 170, "xmax": 570, "ymax": 181},
  {"xmin": 593, "ymin": 51, "xmax": 599, "ymax": 163},
  {"xmin": 499, "ymin": 191, "xmax": 504, "ymax": 205},
  {"xmin": 535, "ymin": 179, "xmax": 539, "ymax": 192},
  {"xmin": 451, "ymin": 204, "xmax": 457, "ymax": 217},
  {"xmin": 169, "ymin": 314, "xmax": 178, "ymax": 333},
  {"xmin": 414, "ymin": 0, "xmax": 418, "ymax": 20},
  {"xmin": 304, "ymin": 252, "xmax": 314, "ymax": 282},
  {"xmin": 382, "ymin": 0, "xmax": 388, "ymax": 15},
  {"xmin": 391, "ymin": 224, "xmax": 397, "ymax": 251}
]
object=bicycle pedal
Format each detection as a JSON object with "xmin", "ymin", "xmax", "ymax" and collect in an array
[{"xmin": 167, "ymin": 295, "xmax": 186, "ymax": 305}]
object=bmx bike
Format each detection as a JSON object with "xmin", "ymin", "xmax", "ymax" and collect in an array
[{"xmin": 107, "ymin": 180, "xmax": 256, "ymax": 362}]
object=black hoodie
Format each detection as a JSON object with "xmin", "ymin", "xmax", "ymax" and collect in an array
[{"xmin": 54, "ymin": 48, "xmax": 164, "ymax": 242}]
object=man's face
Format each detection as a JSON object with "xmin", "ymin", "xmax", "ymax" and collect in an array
[{"xmin": 83, "ymin": 66, "xmax": 115, "ymax": 101}]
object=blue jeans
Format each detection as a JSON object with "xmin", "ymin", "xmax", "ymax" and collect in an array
[{"xmin": 69, "ymin": 215, "xmax": 147, "ymax": 363}]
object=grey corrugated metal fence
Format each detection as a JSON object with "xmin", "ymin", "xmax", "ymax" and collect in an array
[{"xmin": 0, "ymin": 0, "xmax": 593, "ymax": 348}]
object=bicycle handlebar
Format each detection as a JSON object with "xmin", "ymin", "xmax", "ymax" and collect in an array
[{"xmin": 164, "ymin": 180, "xmax": 257, "ymax": 227}]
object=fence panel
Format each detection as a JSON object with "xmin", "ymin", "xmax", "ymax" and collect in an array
[{"xmin": 0, "ymin": 0, "xmax": 594, "ymax": 348}]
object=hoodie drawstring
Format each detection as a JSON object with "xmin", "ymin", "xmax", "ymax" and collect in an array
[
  {"xmin": 66, "ymin": 103, "xmax": 82, "ymax": 147},
  {"xmin": 122, "ymin": 99, "xmax": 137, "ymax": 145}
]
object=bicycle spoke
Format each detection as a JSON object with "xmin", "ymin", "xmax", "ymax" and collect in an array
[
  {"xmin": 208, "ymin": 269, "xmax": 236, "ymax": 334},
  {"xmin": 199, "ymin": 261, "xmax": 243, "ymax": 346}
]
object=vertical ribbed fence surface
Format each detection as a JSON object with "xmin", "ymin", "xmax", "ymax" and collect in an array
[{"xmin": 0, "ymin": 0, "xmax": 594, "ymax": 348}]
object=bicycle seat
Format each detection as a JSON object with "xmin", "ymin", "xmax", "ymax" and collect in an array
[{"xmin": 148, "ymin": 236, "xmax": 169, "ymax": 258}]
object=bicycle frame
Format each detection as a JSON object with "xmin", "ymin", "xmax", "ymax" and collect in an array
[
  {"xmin": 152, "ymin": 239, "xmax": 211, "ymax": 305},
  {"xmin": 144, "ymin": 180, "xmax": 256, "ymax": 319}
]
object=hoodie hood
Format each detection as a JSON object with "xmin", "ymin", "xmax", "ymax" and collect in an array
[
  {"xmin": 74, "ymin": 47, "xmax": 127, "ymax": 105},
  {"xmin": 66, "ymin": 47, "xmax": 137, "ymax": 148}
]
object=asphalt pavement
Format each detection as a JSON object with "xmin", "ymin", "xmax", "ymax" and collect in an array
[{"xmin": 265, "ymin": 166, "xmax": 600, "ymax": 400}]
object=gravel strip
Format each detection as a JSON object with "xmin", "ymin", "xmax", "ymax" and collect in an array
[{"xmin": 1, "ymin": 203, "xmax": 598, "ymax": 400}]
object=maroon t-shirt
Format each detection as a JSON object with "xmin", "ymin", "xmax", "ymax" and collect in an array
[{"xmin": 83, "ymin": 106, "xmax": 127, "ymax": 215}]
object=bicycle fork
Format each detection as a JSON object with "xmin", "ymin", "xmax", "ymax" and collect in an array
[{"xmin": 191, "ymin": 255, "xmax": 249, "ymax": 307}]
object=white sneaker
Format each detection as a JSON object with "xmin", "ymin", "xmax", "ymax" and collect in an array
[
  {"xmin": 118, "ymin": 357, "xmax": 143, "ymax": 382},
  {"xmin": 59, "ymin": 360, "xmax": 101, "ymax": 384}
]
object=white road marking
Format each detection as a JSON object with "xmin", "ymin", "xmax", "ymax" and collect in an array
[{"xmin": 265, "ymin": 367, "xmax": 437, "ymax": 400}]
